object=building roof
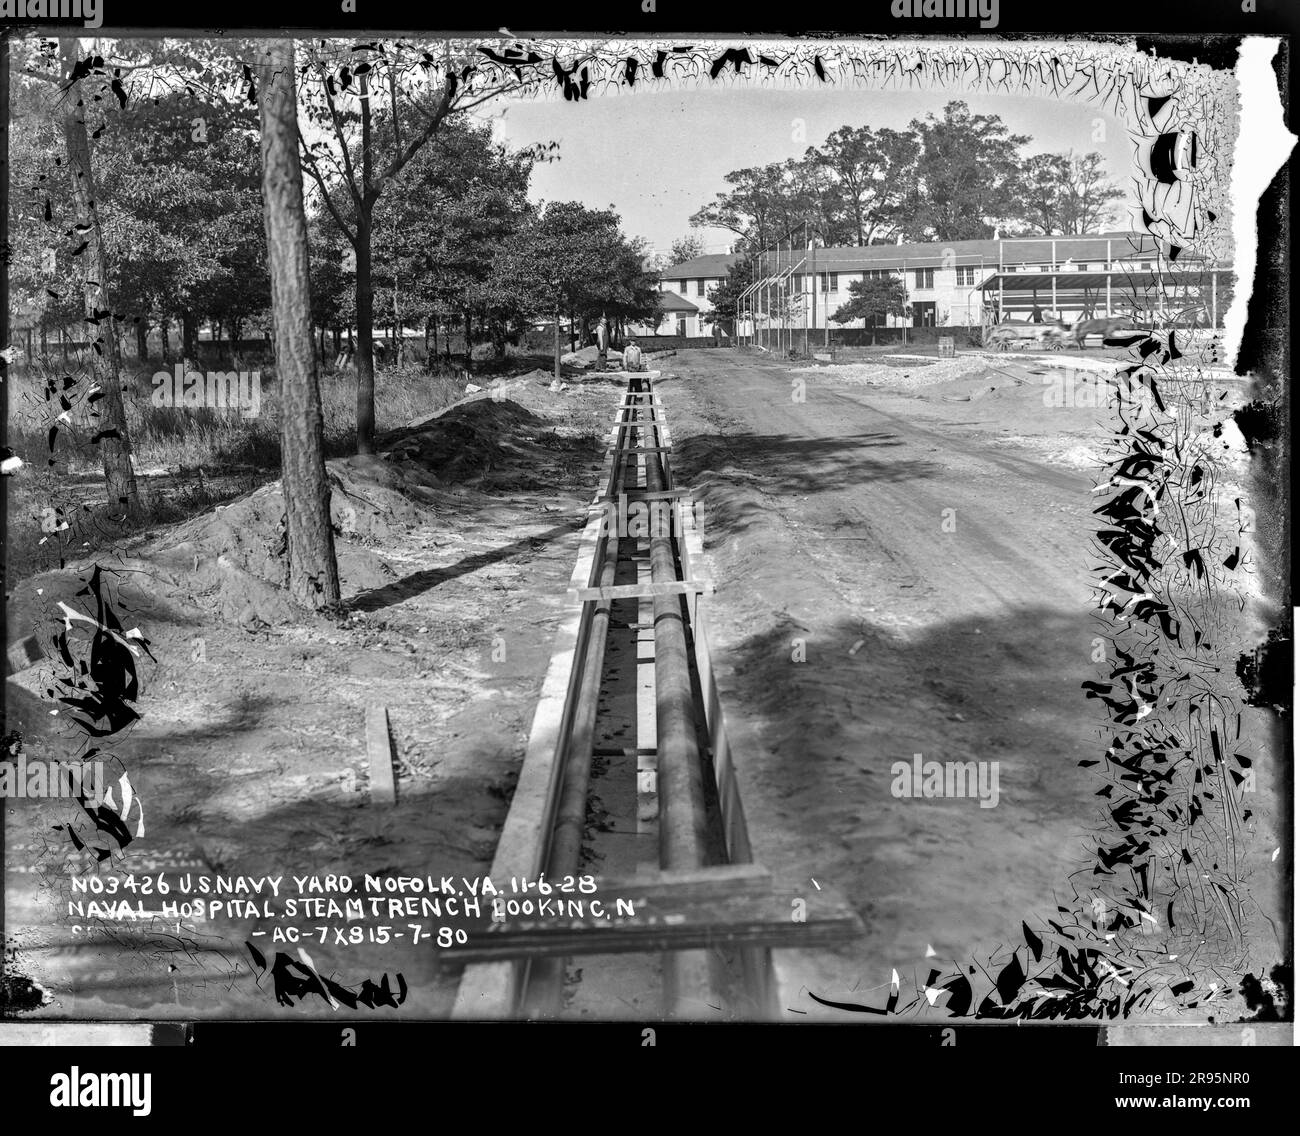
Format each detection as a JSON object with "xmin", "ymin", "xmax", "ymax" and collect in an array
[
  {"xmin": 658, "ymin": 253, "xmax": 739, "ymax": 280},
  {"xmin": 657, "ymin": 290, "xmax": 700, "ymax": 313},
  {"xmin": 661, "ymin": 232, "xmax": 1168, "ymax": 279}
]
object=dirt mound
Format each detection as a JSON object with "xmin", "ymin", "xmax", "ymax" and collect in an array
[
  {"xmin": 384, "ymin": 399, "xmax": 547, "ymax": 484},
  {"xmin": 6, "ymin": 455, "xmax": 442, "ymax": 640},
  {"xmin": 796, "ymin": 354, "xmax": 999, "ymax": 393},
  {"xmin": 6, "ymin": 396, "xmax": 592, "ymax": 651},
  {"xmin": 561, "ymin": 344, "xmax": 622, "ymax": 367}
]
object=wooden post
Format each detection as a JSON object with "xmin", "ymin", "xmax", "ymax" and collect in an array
[{"xmin": 365, "ymin": 704, "xmax": 397, "ymax": 805}]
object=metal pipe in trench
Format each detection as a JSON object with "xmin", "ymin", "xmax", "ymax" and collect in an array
[
  {"xmin": 523, "ymin": 388, "xmax": 633, "ymax": 1017},
  {"xmin": 640, "ymin": 379, "xmax": 713, "ymax": 1018},
  {"xmin": 642, "ymin": 405, "xmax": 709, "ymax": 871}
]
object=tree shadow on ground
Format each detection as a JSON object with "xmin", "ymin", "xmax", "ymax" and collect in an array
[
  {"xmin": 347, "ymin": 518, "xmax": 586, "ymax": 613},
  {"xmin": 674, "ymin": 430, "xmax": 940, "ymax": 543}
]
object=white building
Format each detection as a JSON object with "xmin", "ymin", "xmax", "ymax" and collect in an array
[{"xmin": 648, "ymin": 232, "xmax": 1229, "ymax": 338}]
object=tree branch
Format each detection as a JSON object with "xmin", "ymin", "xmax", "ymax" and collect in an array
[
  {"xmin": 299, "ymin": 129, "xmax": 358, "ymax": 246},
  {"xmin": 314, "ymin": 60, "xmax": 363, "ymax": 208},
  {"xmin": 376, "ymin": 69, "xmax": 457, "ymax": 191}
]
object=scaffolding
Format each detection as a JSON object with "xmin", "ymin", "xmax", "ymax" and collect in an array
[{"xmin": 737, "ymin": 221, "xmax": 827, "ymax": 357}]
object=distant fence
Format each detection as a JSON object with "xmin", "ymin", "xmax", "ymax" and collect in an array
[
  {"xmin": 744, "ymin": 325, "xmax": 984, "ymax": 353},
  {"xmin": 623, "ymin": 335, "xmax": 730, "ymax": 352},
  {"xmin": 827, "ymin": 324, "xmax": 983, "ymax": 348}
]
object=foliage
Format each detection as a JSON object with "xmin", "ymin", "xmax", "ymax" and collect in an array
[
  {"xmin": 668, "ymin": 233, "xmax": 706, "ymax": 265},
  {"xmin": 830, "ymin": 274, "xmax": 909, "ymax": 327},
  {"xmin": 704, "ymin": 258, "xmax": 755, "ymax": 331},
  {"xmin": 690, "ymin": 101, "xmax": 1126, "ymax": 251}
]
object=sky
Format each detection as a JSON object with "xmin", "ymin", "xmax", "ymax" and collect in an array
[{"xmin": 489, "ymin": 86, "xmax": 1137, "ymax": 258}]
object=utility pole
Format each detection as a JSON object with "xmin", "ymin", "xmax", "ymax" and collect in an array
[
  {"xmin": 769, "ymin": 240, "xmax": 780, "ymax": 358},
  {"xmin": 810, "ymin": 226, "xmax": 818, "ymax": 352}
]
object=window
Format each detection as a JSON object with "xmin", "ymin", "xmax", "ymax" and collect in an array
[
  {"xmin": 696, "ymin": 279, "xmax": 706, "ymax": 297},
  {"xmin": 915, "ymin": 268, "xmax": 934, "ymax": 289},
  {"xmin": 829, "ymin": 273, "xmax": 839, "ymax": 292},
  {"xmin": 956, "ymin": 266, "xmax": 980, "ymax": 286},
  {"xmin": 793, "ymin": 274, "xmax": 803, "ymax": 291},
  {"xmin": 1076, "ymin": 263, "xmax": 1090, "ymax": 272}
]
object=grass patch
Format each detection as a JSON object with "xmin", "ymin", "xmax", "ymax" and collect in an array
[{"xmin": 3, "ymin": 354, "xmax": 471, "ymax": 581}]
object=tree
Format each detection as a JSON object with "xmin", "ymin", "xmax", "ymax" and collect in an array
[
  {"xmin": 51, "ymin": 39, "xmax": 140, "ymax": 518},
  {"xmin": 831, "ymin": 274, "xmax": 909, "ymax": 336},
  {"xmin": 96, "ymin": 93, "xmax": 270, "ymax": 364},
  {"xmin": 255, "ymin": 39, "xmax": 340, "ymax": 611},
  {"xmin": 669, "ymin": 233, "xmax": 705, "ymax": 265},
  {"xmin": 705, "ymin": 258, "xmax": 754, "ymax": 335},
  {"xmin": 1020, "ymin": 153, "xmax": 1070, "ymax": 236},
  {"xmin": 1055, "ymin": 151, "xmax": 1125, "ymax": 235},
  {"xmin": 368, "ymin": 120, "xmax": 541, "ymax": 370},
  {"xmin": 1019, "ymin": 150, "xmax": 1124, "ymax": 235},
  {"xmin": 689, "ymin": 161, "xmax": 805, "ymax": 252},
  {"xmin": 809, "ymin": 125, "xmax": 916, "ymax": 245},
  {"xmin": 905, "ymin": 101, "xmax": 1031, "ymax": 242},
  {"xmin": 501, "ymin": 202, "xmax": 659, "ymax": 380},
  {"xmin": 297, "ymin": 41, "xmax": 517, "ymax": 457}
]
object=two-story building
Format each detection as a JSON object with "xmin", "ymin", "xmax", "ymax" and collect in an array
[{"xmin": 637, "ymin": 232, "xmax": 1228, "ymax": 339}]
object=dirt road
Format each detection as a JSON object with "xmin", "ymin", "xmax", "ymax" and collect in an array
[{"xmin": 658, "ymin": 348, "xmax": 1118, "ymax": 1015}]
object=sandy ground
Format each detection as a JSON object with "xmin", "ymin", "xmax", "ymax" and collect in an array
[
  {"xmin": 3, "ymin": 371, "xmax": 626, "ymax": 1019},
  {"xmin": 656, "ymin": 348, "xmax": 1282, "ymax": 1020},
  {"xmin": 3, "ymin": 348, "xmax": 1281, "ymax": 1024}
]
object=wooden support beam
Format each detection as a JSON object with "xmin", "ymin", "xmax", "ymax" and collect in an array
[
  {"xmin": 571, "ymin": 580, "xmax": 714, "ymax": 602},
  {"xmin": 365, "ymin": 704, "xmax": 397, "ymax": 805},
  {"xmin": 588, "ymin": 488, "xmax": 693, "ymax": 508},
  {"xmin": 437, "ymin": 875, "xmax": 863, "ymax": 965}
]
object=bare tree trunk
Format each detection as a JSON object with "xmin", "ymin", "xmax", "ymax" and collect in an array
[
  {"xmin": 463, "ymin": 310, "xmax": 472, "ymax": 375},
  {"xmin": 181, "ymin": 310, "xmax": 198, "ymax": 363},
  {"xmin": 351, "ymin": 68, "xmax": 378, "ymax": 456},
  {"xmin": 135, "ymin": 318, "xmax": 148, "ymax": 362},
  {"xmin": 354, "ymin": 210, "xmax": 376, "ymax": 454},
  {"xmin": 553, "ymin": 308, "xmax": 561, "ymax": 381},
  {"xmin": 392, "ymin": 277, "xmax": 403, "ymax": 367},
  {"xmin": 57, "ymin": 38, "xmax": 139, "ymax": 519},
  {"xmin": 256, "ymin": 37, "xmax": 341, "ymax": 611}
]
